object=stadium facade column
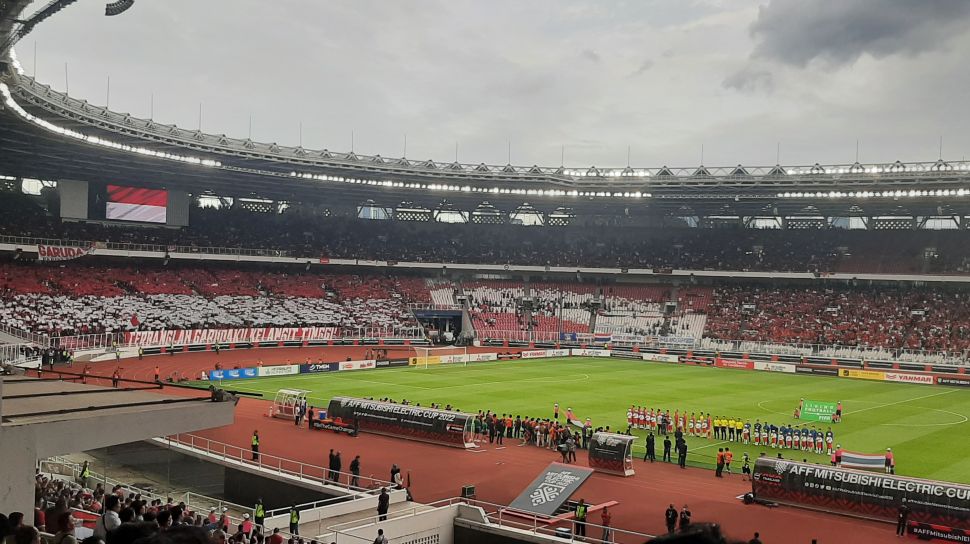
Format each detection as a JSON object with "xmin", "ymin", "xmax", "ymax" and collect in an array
[
  {"xmin": 0, "ymin": 425, "xmax": 38, "ymax": 523},
  {"xmin": 0, "ymin": 399, "xmax": 235, "ymax": 519}
]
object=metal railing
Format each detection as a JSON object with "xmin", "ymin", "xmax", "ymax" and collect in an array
[
  {"xmin": 479, "ymin": 329, "xmax": 969, "ymax": 365},
  {"xmin": 158, "ymin": 433, "xmax": 395, "ymax": 492},
  {"xmin": 329, "ymin": 497, "xmax": 655, "ymax": 544},
  {"xmin": 0, "ymin": 321, "xmax": 49, "ymax": 345},
  {"xmin": 39, "ymin": 456, "xmax": 250, "ymax": 518}
]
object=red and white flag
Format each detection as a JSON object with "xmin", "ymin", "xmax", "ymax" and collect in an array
[{"xmin": 106, "ymin": 185, "xmax": 168, "ymax": 223}]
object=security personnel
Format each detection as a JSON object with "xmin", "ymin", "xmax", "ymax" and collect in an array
[
  {"xmin": 79, "ymin": 461, "xmax": 91, "ymax": 488},
  {"xmin": 574, "ymin": 499, "xmax": 587, "ymax": 539},
  {"xmin": 644, "ymin": 432, "xmax": 656, "ymax": 462},
  {"xmin": 663, "ymin": 436, "xmax": 672, "ymax": 462},
  {"xmin": 251, "ymin": 430, "xmax": 260, "ymax": 461},
  {"xmin": 664, "ymin": 504, "xmax": 677, "ymax": 534},
  {"xmin": 254, "ymin": 498, "xmax": 265, "ymax": 528},
  {"xmin": 288, "ymin": 505, "xmax": 300, "ymax": 535}
]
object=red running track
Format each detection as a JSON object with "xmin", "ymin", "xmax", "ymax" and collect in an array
[{"xmin": 81, "ymin": 347, "xmax": 896, "ymax": 543}]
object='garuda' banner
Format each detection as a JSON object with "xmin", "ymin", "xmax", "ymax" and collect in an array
[
  {"xmin": 508, "ymin": 462, "xmax": 594, "ymax": 517},
  {"xmin": 801, "ymin": 400, "xmax": 837, "ymax": 422},
  {"xmin": 325, "ymin": 396, "xmax": 474, "ymax": 448},
  {"xmin": 752, "ymin": 458, "xmax": 970, "ymax": 527}
]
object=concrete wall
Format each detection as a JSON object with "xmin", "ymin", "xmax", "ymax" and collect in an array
[
  {"xmin": 331, "ymin": 504, "xmax": 457, "ymax": 544},
  {"xmin": 262, "ymin": 489, "xmax": 408, "ymax": 532},
  {"xmin": 224, "ymin": 466, "xmax": 336, "ymax": 511},
  {"xmin": 0, "ymin": 398, "xmax": 233, "ymax": 518}
]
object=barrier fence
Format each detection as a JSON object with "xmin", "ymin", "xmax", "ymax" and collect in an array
[{"xmin": 157, "ymin": 433, "xmax": 395, "ymax": 492}]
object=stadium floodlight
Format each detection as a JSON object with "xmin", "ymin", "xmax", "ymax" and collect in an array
[{"xmin": 105, "ymin": 0, "xmax": 134, "ymax": 16}]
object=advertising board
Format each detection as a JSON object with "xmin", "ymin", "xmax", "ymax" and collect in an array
[
  {"xmin": 754, "ymin": 361, "xmax": 796, "ymax": 373},
  {"xmin": 257, "ymin": 364, "xmax": 299, "ymax": 377},
  {"xmin": 753, "ymin": 458, "xmax": 970, "ymax": 527},
  {"xmin": 339, "ymin": 359, "xmax": 377, "ymax": 371},
  {"xmin": 570, "ymin": 349, "xmax": 612, "ymax": 357},
  {"xmin": 840, "ymin": 369, "xmax": 886, "ymax": 381},
  {"xmin": 715, "ymin": 358, "xmax": 754, "ymax": 370},
  {"xmin": 325, "ymin": 396, "xmax": 474, "ymax": 448},
  {"xmin": 209, "ymin": 368, "xmax": 257, "ymax": 381},
  {"xmin": 643, "ymin": 353, "xmax": 680, "ymax": 363}
]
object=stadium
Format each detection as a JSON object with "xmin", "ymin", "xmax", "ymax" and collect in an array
[{"xmin": 1, "ymin": 2, "xmax": 969, "ymax": 544}]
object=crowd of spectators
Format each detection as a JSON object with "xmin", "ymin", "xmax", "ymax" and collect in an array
[
  {"xmin": 0, "ymin": 265, "xmax": 424, "ymax": 336},
  {"xmin": 3, "ymin": 194, "xmax": 970, "ymax": 273},
  {"xmin": 704, "ymin": 285, "xmax": 970, "ymax": 354}
]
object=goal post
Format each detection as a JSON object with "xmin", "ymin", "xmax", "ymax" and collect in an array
[{"xmin": 409, "ymin": 346, "xmax": 469, "ymax": 368}]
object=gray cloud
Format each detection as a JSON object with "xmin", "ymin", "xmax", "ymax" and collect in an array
[
  {"xmin": 630, "ymin": 59, "xmax": 654, "ymax": 77},
  {"xmin": 722, "ymin": 67, "xmax": 773, "ymax": 93},
  {"xmin": 750, "ymin": 0, "xmax": 970, "ymax": 67},
  {"xmin": 580, "ymin": 49, "xmax": 601, "ymax": 63}
]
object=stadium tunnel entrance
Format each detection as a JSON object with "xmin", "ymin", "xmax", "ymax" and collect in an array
[{"xmin": 412, "ymin": 308, "xmax": 466, "ymax": 344}]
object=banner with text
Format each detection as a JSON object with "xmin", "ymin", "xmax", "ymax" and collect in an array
[
  {"xmin": 300, "ymin": 362, "xmax": 339, "ymax": 374},
  {"xmin": 38, "ymin": 244, "xmax": 95, "ymax": 262},
  {"xmin": 754, "ymin": 361, "xmax": 797, "ymax": 374},
  {"xmin": 339, "ymin": 359, "xmax": 377, "ymax": 371},
  {"xmin": 125, "ymin": 327, "xmax": 339, "ymax": 346},
  {"xmin": 521, "ymin": 349, "xmax": 570, "ymax": 359},
  {"xmin": 325, "ymin": 396, "xmax": 474, "ymax": 448},
  {"xmin": 801, "ymin": 400, "xmax": 838, "ymax": 422},
  {"xmin": 884, "ymin": 371, "xmax": 935, "ymax": 385},
  {"xmin": 643, "ymin": 353, "xmax": 680, "ymax": 363},
  {"xmin": 752, "ymin": 458, "xmax": 970, "ymax": 527},
  {"xmin": 209, "ymin": 368, "xmax": 258, "ymax": 381},
  {"xmin": 715, "ymin": 358, "xmax": 755, "ymax": 370},
  {"xmin": 257, "ymin": 364, "xmax": 299, "ymax": 377},
  {"xmin": 840, "ymin": 369, "xmax": 886, "ymax": 381},
  {"xmin": 571, "ymin": 349, "xmax": 612, "ymax": 357}
]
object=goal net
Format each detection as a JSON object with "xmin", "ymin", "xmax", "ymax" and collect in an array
[{"xmin": 409, "ymin": 346, "xmax": 469, "ymax": 368}]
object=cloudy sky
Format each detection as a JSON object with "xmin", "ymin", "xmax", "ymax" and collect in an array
[{"xmin": 21, "ymin": 0, "xmax": 970, "ymax": 168}]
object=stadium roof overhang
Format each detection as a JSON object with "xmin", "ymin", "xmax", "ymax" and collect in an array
[{"xmin": 2, "ymin": 0, "xmax": 970, "ymax": 218}]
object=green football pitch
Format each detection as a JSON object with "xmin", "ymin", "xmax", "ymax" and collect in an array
[{"xmin": 213, "ymin": 357, "xmax": 970, "ymax": 483}]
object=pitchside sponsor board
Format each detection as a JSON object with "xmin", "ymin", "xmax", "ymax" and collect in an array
[
  {"xmin": 300, "ymin": 362, "xmax": 339, "ymax": 373},
  {"xmin": 752, "ymin": 458, "xmax": 970, "ymax": 527},
  {"xmin": 937, "ymin": 376, "xmax": 970, "ymax": 388},
  {"xmin": 795, "ymin": 366, "xmax": 840, "ymax": 376},
  {"xmin": 521, "ymin": 349, "xmax": 571, "ymax": 359},
  {"xmin": 840, "ymin": 369, "xmax": 887, "ymax": 381},
  {"xmin": 325, "ymin": 396, "xmax": 474, "ymax": 448},
  {"xmin": 884, "ymin": 372, "xmax": 935, "ymax": 385},
  {"xmin": 908, "ymin": 521, "xmax": 970, "ymax": 542},
  {"xmin": 801, "ymin": 400, "xmax": 838, "ymax": 423},
  {"xmin": 754, "ymin": 361, "xmax": 796, "ymax": 373},
  {"xmin": 209, "ymin": 368, "xmax": 257, "ymax": 381},
  {"xmin": 588, "ymin": 432, "xmax": 635, "ymax": 476},
  {"xmin": 715, "ymin": 358, "xmax": 754, "ymax": 370},
  {"xmin": 508, "ymin": 463, "xmax": 594, "ymax": 517},
  {"xmin": 643, "ymin": 353, "xmax": 680, "ymax": 363},
  {"xmin": 257, "ymin": 364, "xmax": 299, "ymax": 377},
  {"xmin": 570, "ymin": 349, "xmax": 611, "ymax": 357}
]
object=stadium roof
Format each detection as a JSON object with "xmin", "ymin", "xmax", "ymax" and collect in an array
[{"xmin": 2, "ymin": 1, "xmax": 970, "ymax": 217}]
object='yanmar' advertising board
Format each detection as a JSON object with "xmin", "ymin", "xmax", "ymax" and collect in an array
[
  {"xmin": 326, "ymin": 396, "xmax": 474, "ymax": 448},
  {"xmin": 752, "ymin": 458, "xmax": 970, "ymax": 527}
]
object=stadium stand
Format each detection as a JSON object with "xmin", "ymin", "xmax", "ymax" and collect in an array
[
  {"xmin": 0, "ymin": 264, "xmax": 427, "ymax": 336},
  {"xmin": 3, "ymin": 260, "xmax": 968, "ymax": 361},
  {"xmin": 4, "ymin": 198, "xmax": 970, "ymax": 273}
]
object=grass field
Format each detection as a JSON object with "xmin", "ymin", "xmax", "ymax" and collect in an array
[{"xmin": 214, "ymin": 357, "xmax": 970, "ymax": 483}]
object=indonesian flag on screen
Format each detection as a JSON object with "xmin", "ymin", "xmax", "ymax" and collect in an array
[{"xmin": 106, "ymin": 185, "xmax": 168, "ymax": 223}]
